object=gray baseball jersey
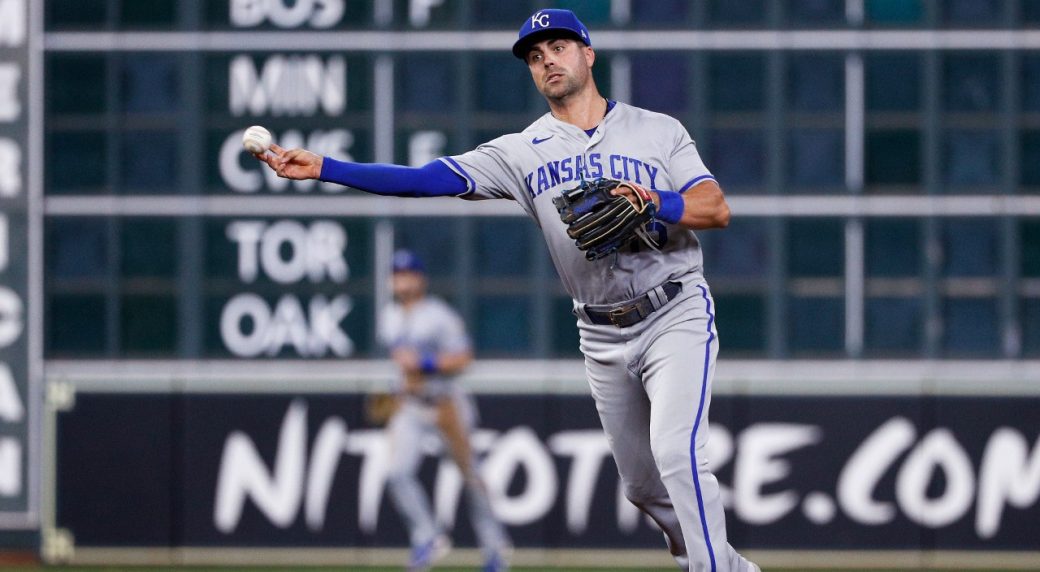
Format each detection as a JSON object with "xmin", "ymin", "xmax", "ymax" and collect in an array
[
  {"xmin": 441, "ymin": 101, "xmax": 758, "ymax": 572},
  {"xmin": 440, "ymin": 101, "xmax": 714, "ymax": 305},
  {"xmin": 378, "ymin": 296, "xmax": 470, "ymax": 398}
]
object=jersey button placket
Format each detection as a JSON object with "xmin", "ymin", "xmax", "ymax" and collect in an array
[{"xmin": 582, "ymin": 129, "xmax": 600, "ymax": 184}]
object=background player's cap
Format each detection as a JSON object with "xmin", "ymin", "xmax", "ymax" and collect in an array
[
  {"xmin": 391, "ymin": 249, "xmax": 426, "ymax": 274},
  {"xmin": 512, "ymin": 9, "xmax": 591, "ymax": 59}
]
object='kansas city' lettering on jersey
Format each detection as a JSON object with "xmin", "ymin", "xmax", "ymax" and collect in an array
[
  {"xmin": 524, "ymin": 153, "xmax": 662, "ymax": 198},
  {"xmin": 440, "ymin": 100, "xmax": 716, "ymax": 304}
]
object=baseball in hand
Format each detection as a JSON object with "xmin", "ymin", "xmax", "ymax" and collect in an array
[{"xmin": 242, "ymin": 125, "xmax": 272, "ymax": 154}]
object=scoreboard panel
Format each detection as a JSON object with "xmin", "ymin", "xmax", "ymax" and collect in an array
[
  {"xmin": 0, "ymin": 0, "xmax": 35, "ymax": 529},
  {"xmin": 38, "ymin": 0, "xmax": 1040, "ymax": 365}
]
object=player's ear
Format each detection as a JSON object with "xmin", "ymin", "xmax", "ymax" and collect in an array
[{"xmin": 584, "ymin": 45, "xmax": 596, "ymax": 68}]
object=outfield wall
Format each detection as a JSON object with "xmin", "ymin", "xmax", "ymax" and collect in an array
[{"xmin": 39, "ymin": 360, "xmax": 1040, "ymax": 569}]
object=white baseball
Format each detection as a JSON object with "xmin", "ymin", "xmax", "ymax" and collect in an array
[{"xmin": 242, "ymin": 125, "xmax": 272, "ymax": 154}]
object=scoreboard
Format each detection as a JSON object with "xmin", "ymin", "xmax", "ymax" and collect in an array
[
  {"xmin": 36, "ymin": 0, "xmax": 1040, "ymax": 368},
  {"xmin": 35, "ymin": 0, "xmax": 1040, "ymax": 371},
  {"xmin": 0, "ymin": 0, "xmax": 33, "ymax": 529}
]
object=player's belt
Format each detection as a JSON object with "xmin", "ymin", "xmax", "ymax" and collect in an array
[{"xmin": 583, "ymin": 281, "xmax": 683, "ymax": 328}]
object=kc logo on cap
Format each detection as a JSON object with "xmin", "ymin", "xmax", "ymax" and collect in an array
[{"xmin": 512, "ymin": 9, "xmax": 592, "ymax": 59}]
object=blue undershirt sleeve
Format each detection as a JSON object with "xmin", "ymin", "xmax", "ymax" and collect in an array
[{"xmin": 318, "ymin": 157, "xmax": 468, "ymax": 198}]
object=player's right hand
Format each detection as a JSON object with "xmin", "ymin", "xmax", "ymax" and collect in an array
[
  {"xmin": 611, "ymin": 180, "xmax": 659, "ymax": 210},
  {"xmin": 254, "ymin": 143, "xmax": 323, "ymax": 180},
  {"xmin": 392, "ymin": 347, "xmax": 422, "ymax": 374}
]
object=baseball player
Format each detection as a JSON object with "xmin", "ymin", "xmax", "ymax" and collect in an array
[
  {"xmin": 376, "ymin": 249, "xmax": 511, "ymax": 572},
  {"xmin": 255, "ymin": 9, "xmax": 759, "ymax": 572}
]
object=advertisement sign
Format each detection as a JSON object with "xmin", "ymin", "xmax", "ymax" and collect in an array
[{"xmin": 54, "ymin": 392, "xmax": 1040, "ymax": 551}]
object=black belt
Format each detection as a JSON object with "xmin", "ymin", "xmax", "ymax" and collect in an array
[{"xmin": 583, "ymin": 281, "xmax": 683, "ymax": 328}]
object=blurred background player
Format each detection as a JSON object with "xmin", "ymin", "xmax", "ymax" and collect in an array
[{"xmin": 377, "ymin": 249, "xmax": 511, "ymax": 572}]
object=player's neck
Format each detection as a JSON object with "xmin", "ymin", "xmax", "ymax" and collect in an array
[
  {"xmin": 398, "ymin": 293, "xmax": 424, "ymax": 311},
  {"xmin": 547, "ymin": 87, "xmax": 607, "ymax": 131}
]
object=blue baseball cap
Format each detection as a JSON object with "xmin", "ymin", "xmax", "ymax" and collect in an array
[
  {"xmin": 512, "ymin": 9, "xmax": 591, "ymax": 59},
  {"xmin": 391, "ymin": 249, "xmax": 426, "ymax": 274}
]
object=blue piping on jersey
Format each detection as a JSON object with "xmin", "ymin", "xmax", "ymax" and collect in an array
[
  {"xmin": 584, "ymin": 99, "xmax": 618, "ymax": 137},
  {"xmin": 440, "ymin": 156, "xmax": 478, "ymax": 195},
  {"xmin": 679, "ymin": 174, "xmax": 716, "ymax": 193},
  {"xmin": 692, "ymin": 284, "xmax": 718, "ymax": 572}
]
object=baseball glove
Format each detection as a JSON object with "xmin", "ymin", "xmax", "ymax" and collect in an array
[
  {"xmin": 553, "ymin": 178, "xmax": 659, "ymax": 261},
  {"xmin": 364, "ymin": 392, "xmax": 400, "ymax": 426}
]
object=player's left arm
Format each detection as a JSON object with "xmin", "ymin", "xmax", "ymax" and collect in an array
[
  {"xmin": 432, "ymin": 307, "xmax": 475, "ymax": 375},
  {"xmin": 637, "ymin": 119, "xmax": 731, "ymax": 231},
  {"xmin": 611, "ymin": 179, "xmax": 730, "ymax": 231},
  {"xmin": 664, "ymin": 179, "xmax": 730, "ymax": 230},
  {"xmin": 433, "ymin": 349, "xmax": 474, "ymax": 374}
]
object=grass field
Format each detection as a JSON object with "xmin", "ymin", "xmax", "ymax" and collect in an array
[{"xmin": 1, "ymin": 568, "xmax": 1035, "ymax": 572}]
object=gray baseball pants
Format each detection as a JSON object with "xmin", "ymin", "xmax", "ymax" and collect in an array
[
  {"xmin": 385, "ymin": 389, "xmax": 510, "ymax": 557},
  {"xmin": 576, "ymin": 281, "xmax": 758, "ymax": 572}
]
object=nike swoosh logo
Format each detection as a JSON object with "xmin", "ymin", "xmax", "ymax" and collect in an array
[{"xmin": 532, "ymin": 135, "xmax": 554, "ymax": 144}]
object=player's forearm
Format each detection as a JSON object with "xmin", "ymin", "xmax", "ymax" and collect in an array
[
  {"xmin": 433, "ymin": 351, "xmax": 473, "ymax": 375},
  {"xmin": 319, "ymin": 158, "xmax": 468, "ymax": 197},
  {"xmin": 408, "ymin": 349, "xmax": 472, "ymax": 376},
  {"xmin": 656, "ymin": 180, "xmax": 729, "ymax": 230}
]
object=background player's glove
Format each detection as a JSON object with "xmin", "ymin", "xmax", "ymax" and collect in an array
[
  {"xmin": 553, "ymin": 178, "xmax": 659, "ymax": 261},
  {"xmin": 364, "ymin": 392, "xmax": 400, "ymax": 426}
]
